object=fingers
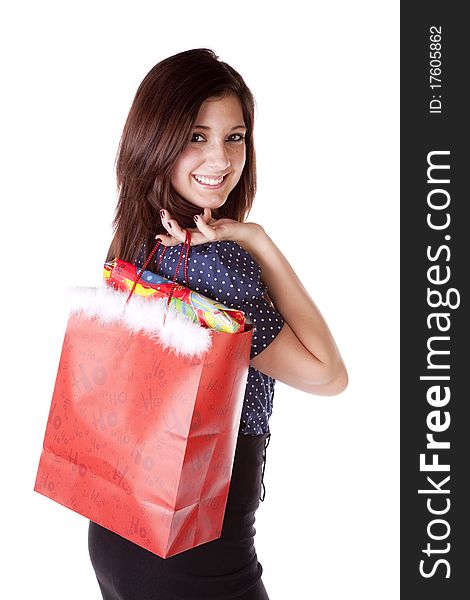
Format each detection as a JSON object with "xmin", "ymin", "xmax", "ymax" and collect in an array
[
  {"xmin": 157, "ymin": 207, "xmax": 217, "ymax": 246},
  {"xmin": 195, "ymin": 207, "xmax": 212, "ymax": 225},
  {"xmin": 154, "ymin": 232, "xmax": 181, "ymax": 247},
  {"xmin": 159, "ymin": 209, "xmax": 187, "ymax": 244},
  {"xmin": 201, "ymin": 207, "xmax": 212, "ymax": 222},
  {"xmin": 193, "ymin": 208, "xmax": 217, "ymax": 241}
]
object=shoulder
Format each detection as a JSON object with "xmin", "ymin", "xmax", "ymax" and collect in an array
[
  {"xmin": 135, "ymin": 240, "xmax": 266, "ymax": 303},
  {"xmin": 190, "ymin": 241, "xmax": 261, "ymax": 276},
  {"xmin": 186, "ymin": 241, "xmax": 266, "ymax": 305},
  {"xmin": 137, "ymin": 240, "xmax": 258, "ymax": 269},
  {"xmin": 190, "ymin": 241, "xmax": 263, "ymax": 290}
]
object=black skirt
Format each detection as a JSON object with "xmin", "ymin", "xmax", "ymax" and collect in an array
[{"xmin": 88, "ymin": 430, "xmax": 271, "ymax": 600}]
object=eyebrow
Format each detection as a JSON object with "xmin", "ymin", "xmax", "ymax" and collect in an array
[{"xmin": 193, "ymin": 124, "xmax": 247, "ymax": 131}]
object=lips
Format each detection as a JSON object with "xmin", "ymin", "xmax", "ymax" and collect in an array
[{"xmin": 192, "ymin": 174, "xmax": 228, "ymax": 189}]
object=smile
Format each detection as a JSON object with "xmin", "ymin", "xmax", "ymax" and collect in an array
[{"xmin": 192, "ymin": 174, "xmax": 228, "ymax": 189}]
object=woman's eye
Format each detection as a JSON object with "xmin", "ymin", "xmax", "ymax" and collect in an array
[
  {"xmin": 190, "ymin": 133, "xmax": 245, "ymax": 143},
  {"xmin": 228, "ymin": 133, "xmax": 245, "ymax": 142}
]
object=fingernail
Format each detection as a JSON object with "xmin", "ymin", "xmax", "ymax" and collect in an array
[{"xmin": 193, "ymin": 215, "xmax": 198, "ymax": 222}]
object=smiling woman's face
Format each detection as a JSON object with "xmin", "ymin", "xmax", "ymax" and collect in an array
[{"xmin": 170, "ymin": 94, "xmax": 247, "ymax": 211}]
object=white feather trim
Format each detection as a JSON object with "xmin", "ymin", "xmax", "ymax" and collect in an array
[{"xmin": 65, "ymin": 285, "xmax": 212, "ymax": 358}]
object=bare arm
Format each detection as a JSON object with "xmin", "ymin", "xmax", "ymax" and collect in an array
[{"xmin": 238, "ymin": 224, "xmax": 348, "ymax": 396}]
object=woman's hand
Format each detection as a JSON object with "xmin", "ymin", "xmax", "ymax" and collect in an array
[{"xmin": 157, "ymin": 207, "xmax": 262, "ymax": 247}]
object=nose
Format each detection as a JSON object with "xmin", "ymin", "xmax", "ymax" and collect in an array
[{"xmin": 205, "ymin": 140, "xmax": 231, "ymax": 171}]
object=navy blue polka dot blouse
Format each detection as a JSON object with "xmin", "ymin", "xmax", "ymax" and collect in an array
[{"xmin": 134, "ymin": 240, "xmax": 285, "ymax": 436}]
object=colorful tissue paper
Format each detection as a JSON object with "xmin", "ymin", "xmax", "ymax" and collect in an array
[{"xmin": 104, "ymin": 259, "xmax": 247, "ymax": 334}]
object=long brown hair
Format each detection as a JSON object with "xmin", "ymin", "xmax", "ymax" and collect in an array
[{"xmin": 106, "ymin": 48, "xmax": 257, "ymax": 264}]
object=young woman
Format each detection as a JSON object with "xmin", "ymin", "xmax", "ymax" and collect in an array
[{"xmin": 89, "ymin": 47, "xmax": 348, "ymax": 600}]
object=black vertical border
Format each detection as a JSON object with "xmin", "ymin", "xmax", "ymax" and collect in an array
[{"xmin": 401, "ymin": 3, "xmax": 469, "ymax": 598}]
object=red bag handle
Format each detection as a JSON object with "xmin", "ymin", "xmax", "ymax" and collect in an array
[{"xmin": 125, "ymin": 230, "xmax": 192, "ymax": 324}]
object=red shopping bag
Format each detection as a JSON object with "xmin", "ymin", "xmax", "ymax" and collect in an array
[{"xmin": 34, "ymin": 233, "xmax": 253, "ymax": 558}]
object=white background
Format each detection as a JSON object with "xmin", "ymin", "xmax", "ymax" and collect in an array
[{"xmin": 1, "ymin": 1, "xmax": 399, "ymax": 598}]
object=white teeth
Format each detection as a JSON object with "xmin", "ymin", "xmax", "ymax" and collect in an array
[{"xmin": 194, "ymin": 175, "xmax": 224, "ymax": 185}]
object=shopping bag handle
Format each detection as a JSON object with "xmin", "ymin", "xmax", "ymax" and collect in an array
[{"xmin": 125, "ymin": 229, "xmax": 192, "ymax": 324}]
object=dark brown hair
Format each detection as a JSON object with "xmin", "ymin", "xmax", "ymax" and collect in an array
[{"xmin": 106, "ymin": 48, "xmax": 257, "ymax": 264}]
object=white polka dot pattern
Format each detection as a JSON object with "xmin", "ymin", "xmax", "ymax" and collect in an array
[{"xmin": 134, "ymin": 241, "xmax": 285, "ymax": 436}]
